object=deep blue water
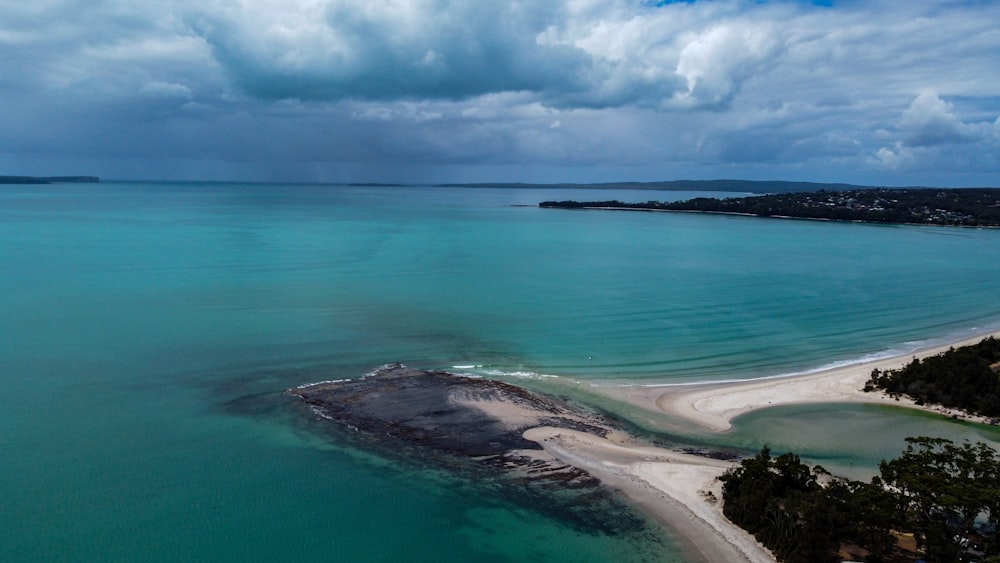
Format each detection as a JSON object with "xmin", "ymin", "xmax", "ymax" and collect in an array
[{"xmin": 3, "ymin": 182, "xmax": 999, "ymax": 561}]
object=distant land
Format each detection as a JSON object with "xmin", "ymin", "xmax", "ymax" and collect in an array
[
  {"xmin": 0, "ymin": 175, "xmax": 99, "ymax": 184},
  {"xmin": 435, "ymin": 179, "xmax": 946, "ymax": 193},
  {"xmin": 541, "ymin": 187, "xmax": 1000, "ymax": 227}
]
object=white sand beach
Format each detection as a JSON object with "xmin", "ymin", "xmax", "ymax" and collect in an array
[
  {"xmin": 523, "ymin": 427, "xmax": 775, "ymax": 563},
  {"xmin": 604, "ymin": 330, "xmax": 1000, "ymax": 432},
  {"xmin": 516, "ymin": 330, "xmax": 1000, "ymax": 563}
]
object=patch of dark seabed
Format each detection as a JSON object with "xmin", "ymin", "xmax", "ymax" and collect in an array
[{"xmin": 286, "ymin": 364, "xmax": 668, "ymax": 547}]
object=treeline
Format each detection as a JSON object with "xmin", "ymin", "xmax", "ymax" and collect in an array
[
  {"xmin": 539, "ymin": 188, "xmax": 1000, "ymax": 227},
  {"xmin": 867, "ymin": 337, "xmax": 1000, "ymax": 418},
  {"xmin": 721, "ymin": 438, "xmax": 1000, "ymax": 563}
]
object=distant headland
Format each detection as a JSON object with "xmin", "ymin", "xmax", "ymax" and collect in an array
[
  {"xmin": 436, "ymin": 179, "xmax": 873, "ymax": 193},
  {"xmin": 541, "ymin": 187, "xmax": 1000, "ymax": 227},
  {"xmin": 0, "ymin": 175, "xmax": 100, "ymax": 184}
]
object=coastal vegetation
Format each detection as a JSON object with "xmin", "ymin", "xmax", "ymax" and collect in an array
[
  {"xmin": 540, "ymin": 188, "xmax": 1000, "ymax": 227},
  {"xmin": 721, "ymin": 438, "xmax": 1000, "ymax": 563},
  {"xmin": 867, "ymin": 337, "xmax": 1000, "ymax": 419}
]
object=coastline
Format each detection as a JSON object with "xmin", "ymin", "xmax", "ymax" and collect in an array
[
  {"xmin": 514, "ymin": 329, "xmax": 1000, "ymax": 563},
  {"xmin": 291, "ymin": 330, "xmax": 1000, "ymax": 563},
  {"xmin": 598, "ymin": 329, "xmax": 1000, "ymax": 432},
  {"xmin": 464, "ymin": 393, "xmax": 773, "ymax": 561},
  {"xmin": 557, "ymin": 205, "xmax": 1000, "ymax": 229},
  {"xmin": 522, "ymin": 427, "xmax": 775, "ymax": 563}
]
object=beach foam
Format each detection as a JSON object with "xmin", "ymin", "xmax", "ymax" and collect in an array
[{"xmin": 474, "ymin": 368, "xmax": 562, "ymax": 380}]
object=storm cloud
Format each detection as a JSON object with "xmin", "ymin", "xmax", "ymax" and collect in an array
[
  {"xmin": 2, "ymin": 0, "xmax": 999, "ymax": 185},
  {"xmin": 184, "ymin": 0, "xmax": 788, "ymax": 109}
]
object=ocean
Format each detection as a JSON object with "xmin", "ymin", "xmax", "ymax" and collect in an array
[{"xmin": 3, "ymin": 181, "xmax": 1000, "ymax": 561}]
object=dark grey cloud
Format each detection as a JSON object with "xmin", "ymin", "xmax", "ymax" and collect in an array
[
  {"xmin": 188, "ymin": 2, "xmax": 594, "ymax": 102},
  {"xmin": 180, "ymin": 0, "xmax": 799, "ymax": 111},
  {"xmin": 1, "ymin": 0, "xmax": 999, "ymax": 185}
]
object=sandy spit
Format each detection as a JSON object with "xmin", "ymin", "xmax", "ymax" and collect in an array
[
  {"xmin": 519, "ymin": 329, "xmax": 1000, "ymax": 562},
  {"xmin": 602, "ymin": 330, "xmax": 1000, "ymax": 432},
  {"xmin": 523, "ymin": 427, "xmax": 774, "ymax": 563}
]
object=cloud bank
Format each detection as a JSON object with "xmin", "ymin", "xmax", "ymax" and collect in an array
[
  {"xmin": 186, "ymin": 0, "xmax": 788, "ymax": 110},
  {"xmin": 2, "ymin": 0, "xmax": 999, "ymax": 185}
]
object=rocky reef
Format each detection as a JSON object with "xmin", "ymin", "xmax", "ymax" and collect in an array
[{"xmin": 287, "ymin": 363, "xmax": 653, "ymax": 536}]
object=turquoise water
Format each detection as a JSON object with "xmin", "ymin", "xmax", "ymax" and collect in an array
[{"xmin": 3, "ymin": 182, "xmax": 1000, "ymax": 561}]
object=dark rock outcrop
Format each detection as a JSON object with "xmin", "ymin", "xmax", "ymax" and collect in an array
[{"xmin": 287, "ymin": 364, "xmax": 650, "ymax": 536}]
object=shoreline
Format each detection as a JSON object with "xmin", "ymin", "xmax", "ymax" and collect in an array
[
  {"xmin": 523, "ymin": 427, "xmax": 774, "ymax": 563},
  {"xmin": 597, "ymin": 329, "xmax": 1000, "ymax": 432},
  {"xmin": 515, "ymin": 329, "xmax": 1000, "ymax": 563},
  {"xmin": 296, "ymin": 329, "xmax": 1000, "ymax": 563},
  {"xmin": 548, "ymin": 205, "xmax": 1000, "ymax": 229}
]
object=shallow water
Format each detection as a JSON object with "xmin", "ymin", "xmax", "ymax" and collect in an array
[
  {"xmin": 726, "ymin": 403, "xmax": 1000, "ymax": 480},
  {"xmin": 3, "ymin": 181, "xmax": 999, "ymax": 561}
]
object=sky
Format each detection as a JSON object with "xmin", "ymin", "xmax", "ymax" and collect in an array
[{"xmin": 2, "ymin": 0, "xmax": 999, "ymax": 185}]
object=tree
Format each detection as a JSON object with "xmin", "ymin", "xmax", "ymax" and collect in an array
[
  {"xmin": 821, "ymin": 477, "xmax": 900, "ymax": 561},
  {"xmin": 720, "ymin": 447, "xmax": 840, "ymax": 563},
  {"xmin": 721, "ymin": 438, "xmax": 999, "ymax": 562},
  {"xmin": 880, "ymin": 437, "xmax": 1000, "ymax": 562}
]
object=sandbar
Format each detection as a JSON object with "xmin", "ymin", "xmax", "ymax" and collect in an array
[
  {"xmin": 293, "ymin": 331, "xmax": 1000, "ymax": 563},
  {"xmin": 519, "ymin": 329, "xmax": 1000, "ymax": 562},
  {"xmin": 523, "ymin": 427, "xmax": 774, "ymax": 563},
  {"xmin": 600, "ymin": 329, "xmax": 1000, "ymax": 432}
]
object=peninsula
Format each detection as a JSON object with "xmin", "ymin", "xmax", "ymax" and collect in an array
[{"xmin": 541, "ymin": 187, "xmax": 1000, "ymax": 227}]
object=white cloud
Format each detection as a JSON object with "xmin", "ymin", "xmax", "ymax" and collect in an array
[
  {"xmin": 351, "ymin": 102, "xmax": 443, "ymax": 123},
  {"xmin": 872, "ymin": 143, "xmax": 913, "ymax": 170},
  {"xmin": 899, "ymin": 91, "xmax": 984, "ymax": 147},
  {"xmin": 671, "ymin": 22, "xmax": 783, "ymax": 109},
  {"xmin": 865, "ymin": 91, "xmax": 1000, "ymax": 173},
  {"xmin": 140, "ymin": 81, "xmax": 193, "ymax": 99}
]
